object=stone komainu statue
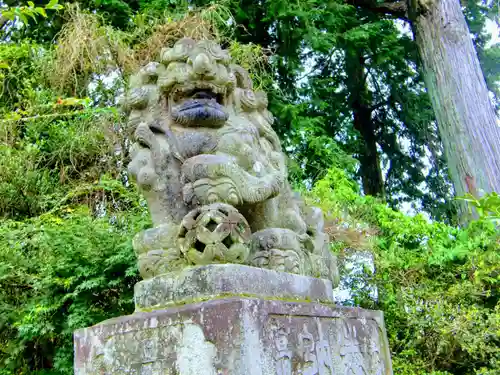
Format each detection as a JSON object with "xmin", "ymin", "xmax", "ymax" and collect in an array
[{"xmin": 120, "ymin": 38, "xmax": 339, "ymax": 285}]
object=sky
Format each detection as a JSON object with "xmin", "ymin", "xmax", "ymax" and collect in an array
[{"xmin": 486, "ymin": 19, "xmax": 500, "ymax": 47}]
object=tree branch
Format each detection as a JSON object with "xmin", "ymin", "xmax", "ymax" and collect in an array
[
  {"xmin": 346, "ymin": 0, "xmax": 409, "ymax": 21},
  {"xmin": 371, "ymin": 100, "xmax": 390, "ymax": 112},
  {"xmin": 0, "ymin": 107, "xmax": 115, "ymax": 124}
]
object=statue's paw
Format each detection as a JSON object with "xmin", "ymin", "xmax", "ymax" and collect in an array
[
  {"xmin": 132, "ymin": 224, "xmax": 178, "ymax": 256},
  {"xmin": 183, "ymin": 242, "xmax": 249, "ymax": 265},
  {"xmin": 137, "ymin": 249, "xmax": 183, "ymax": 279},
  {"xmin": 183, "ymin": 177, "xmax": 242, "ymax": 206},
  {"xmin": 133, "ymin": 224, "xmax": 185, "ymax": 279},
  {"xmin": 128, "ymin": 146, "xmax": 160, "ymax": 190}
]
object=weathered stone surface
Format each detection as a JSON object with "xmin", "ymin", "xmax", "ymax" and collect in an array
[
  {"xmin": 122, "ymin": 38, "xmax": 339, "ymax": 284},
  {"xmin": 74, "ymin": 297, "xmax": 393, "ymax": 374},
  {"xmin": 134, "ymin": 264, "xmax": 334, "ymax": 310}
]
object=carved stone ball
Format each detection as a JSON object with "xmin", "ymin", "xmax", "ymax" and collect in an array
[{"xmin": 177, "ymin": 203, "xmax": 251, "ymax": 265}]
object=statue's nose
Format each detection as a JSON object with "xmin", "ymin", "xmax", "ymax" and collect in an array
[{"xmin": 191, "ymin": 53, "xmax": 215, "ymax": 78}]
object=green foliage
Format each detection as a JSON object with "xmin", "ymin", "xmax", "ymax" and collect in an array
[
  {"xmin": 280, "ymin": 102, "xmax": 359, "ymax": 187},
  {"xmin": 0, "ymin": 201, "xmax": 149, "ymax": 373},
  {"xmin": 0, "ymin": 40, "xmax": 127, "ymax": 220},
  {"xmin": 22, "ymin": 113, "xmax": 110, "ymax": 175},
  {"xmin": 0, "ymin": 109, "xmax": 124, "ymax": 219},
  {"xmin": 458, "ymin": 192, "xmax": 500, "ymax": 223},
  {"xmin": 0, "ymin": 144, "xmax": 60, "ymax": 219},
  {"xmin": 0, "ymin": 0, "xmax": 63, "ymax": 25},
  {"xmin": 0, "ymin": 39, "xmax": 146, "ymax": 368},
  {"xmin": 308, "ymin": 168, "xmax": 500, "ymax": 374},
  {"xmin": 0, "ymin": 42, "xmax": 53, "ymax": 112},
  {"xmin": 0, "ymin": 0, "xmax": 139, "ymax": 42},
  {"xmin": 228, "ymin": 41, "xmax": 272, "ymax": 90}
]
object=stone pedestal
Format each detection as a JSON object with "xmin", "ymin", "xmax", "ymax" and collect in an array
[{"xmin": 74, "ymin": 265, "xmax": 393, "ymax": 374}]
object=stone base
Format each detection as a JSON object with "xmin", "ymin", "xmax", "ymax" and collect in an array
[
  {"xmin": 74, "ymin": 297, "xmax": 392, "ymax": 374},
  {"xmin": 75, "ymin": 265, "xmax": 392, "ymax": 374}
]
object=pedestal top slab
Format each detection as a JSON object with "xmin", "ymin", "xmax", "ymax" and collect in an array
[{"xmin": 134, "ymin": 264, "xmax": 334, "ymax": 311}]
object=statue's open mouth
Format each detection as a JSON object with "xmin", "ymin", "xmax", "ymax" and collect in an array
[
  {"xmin": 171, "ymin": 87, "xmax": 228, "ymax": 127},
  {"xmin": 189, "ymin": 88, "xmax": 224, "ymax": 104}
]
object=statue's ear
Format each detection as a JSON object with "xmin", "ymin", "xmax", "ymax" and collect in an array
[
  {"xmin": 230, "ymin": 64, "xmax": 253, "ymax": 90},
  {"xmin": 161, "ymin": 38, "xmax": 195, "ymax": 65}
]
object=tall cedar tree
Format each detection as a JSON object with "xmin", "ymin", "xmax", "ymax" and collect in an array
[{"xmin": 346, "ymin": 0, "xmax": 500, "ymax": 220}]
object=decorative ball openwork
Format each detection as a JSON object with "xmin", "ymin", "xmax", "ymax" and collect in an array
[{"xmin": 177, "ymin": 203, "xmax": 251, "ymax": 265}]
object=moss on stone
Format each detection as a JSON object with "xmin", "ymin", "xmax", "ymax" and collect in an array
[{"xmin": 136, "ymin": 292, "xmax": 335, "ymax": 312}]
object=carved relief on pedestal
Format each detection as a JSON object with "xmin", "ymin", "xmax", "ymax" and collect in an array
[
  {"xmin": 314, "ymin": 318, "xmax": 335, "ymax": 375},
  {"xmin": 266, "ymin": 316, "xmax": 387, "ymax": 375},
  {"xmin": 273, "ymin": 324, "xmax": 293, "ymax": 375},
  {"xmin": 298, "ymin": 324, "xmax": 319, "ymax": 375},
  {"xmin": 120, "ymin": 38, "xmax": 338, "ymax": 285},
  {"xmin": 336, "ymin": 318, "xmax": 388, "ymax": 375}
]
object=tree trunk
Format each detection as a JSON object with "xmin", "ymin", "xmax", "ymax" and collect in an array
[
  {"xmin": 354, "ymin": 108, "xmax": 386, "ymax": 198},
  {"xmin": 412, "ymin": 0, "xmax": 500, "ymax": 212},
  {"xmin": 346, "ymin": 49, "xmax": 386, "ymax": 198}
]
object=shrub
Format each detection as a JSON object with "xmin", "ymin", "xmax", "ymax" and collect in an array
[
  {"xmin": 308, "ymin": 168, "xmax": 500, "ymax": 374},
  {"xmin": 0, "ymin": 191, "xmax": 150, "ymax": 374}
]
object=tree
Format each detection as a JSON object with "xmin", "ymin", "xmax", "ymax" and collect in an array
[
  {"xmin": 264, "ymin": 1, "xmax": 456, "ymax": 220},
  {"xmin": 1, "ymin": 0, "xmax": 138, "ymax": 42},
  {"xmin": 414, "ymin": 0, "xmax": 500, "ymax": 210},
  {"xmin": 346, "ymin": 47, "xmax": 386, "ymax": 198},
  {"xmin": 348, "ymin": 0, "xmax": 500, "ymax": 219}
]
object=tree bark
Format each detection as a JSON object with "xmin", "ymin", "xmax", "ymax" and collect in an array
[
  {"xmin": 346, "ymin": 50, "xmax": 386, "ymax": 198},
  {"xmin": 411, "ymin": 0, "xmax": 500, "ymax": 210},
  {"xmin": 354, "ymin": 105, "xmax": 386, "ymax": 198}
]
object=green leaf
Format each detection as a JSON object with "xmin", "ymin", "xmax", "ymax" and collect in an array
[
  {"xmin": 36, "ymin": 7, "xmax": 47, "ymax": 17},
  {"xmin": 18, "ymin": 12, "xmax": 29, "ymax": 24},
  {"xmin": 1, "ymin": 10, "xmax": 15, "ymax": 20},
  {"xmin": 45, "ymin": 0, "xmax": 61, "ymax": 10}
]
